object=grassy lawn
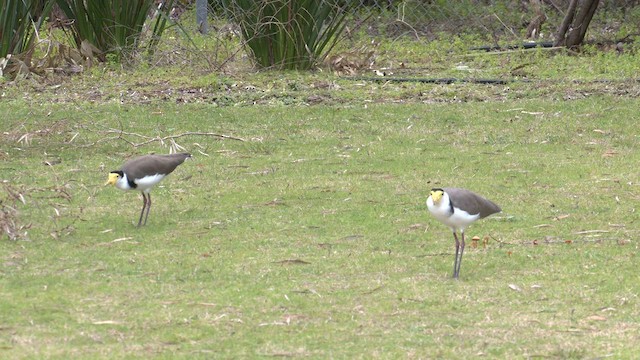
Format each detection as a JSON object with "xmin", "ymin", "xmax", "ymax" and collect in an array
[
  {"xmin": 1, "ymin": 92, "xmax": 639, "ymax": 358},
  {"xmin": 2, "ymin": 5, "xmax": 640, "ymax": 356}
]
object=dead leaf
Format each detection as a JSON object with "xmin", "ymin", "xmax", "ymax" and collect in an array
[
  {"xmin": 406, "ymin": 224, "xmax": 425, "ymax": 231},
  {"xmin": 196, "ymin": 302, "xmax": 217, "ymax": 307},
  {"xmin": 574, "ymin": 230, "xmax": 609, "ymax": 235},
  {"xmin": 325, "ymin": 47, "xmax": 376, "ymax": 75},
  {"xmin": 340, "ymin": 234, "xmax": 364, "ymax": 241},
  {"xmin": 44, "ymin": 159, "xmax": 61, "ymax": 166},
  {"xmin": 585, "ymin": 315, "xmax": 607, "ymax": 322},
  {"xmin": 263, "ymin": 198, "xmax": 284, "ymax": 206},
  {"xmin": 362, "ymin": 285, "xmax": 384, "ymax": 295},
  {"xmin": 80, "ymin": 39, "xmax": 102, "ymax": 62},
  {"xmin": 508, "ymin": 284, "xmax": 522, "ymax": 292},
  {"xmin": 274, "ymin": 259, "xmax": 310, "ymax": 265}
]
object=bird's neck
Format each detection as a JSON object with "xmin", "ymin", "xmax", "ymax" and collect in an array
[
  {"xmin": 116, "ymin": 173, "xmax": 135, "ymax": 190},
  {"xmin": 431, "ymin": 193, "xmax": 454, "ymax": 216}
]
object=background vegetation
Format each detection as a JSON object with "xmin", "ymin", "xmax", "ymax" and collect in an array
[
  {"xmin": 54, "ymin": 0, "xmax": 175, "ymax": 62},
  {"xmin": 1, "ymin": 0, "xmax": 639, "ymax": 358},
  {"xmin": 220, "ymin": 0, "xmax": 350, "ymax": 69}
]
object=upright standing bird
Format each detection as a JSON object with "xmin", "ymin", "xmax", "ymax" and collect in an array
[
  {"xmin": 105, "ymin": 153, "xmax": 191, "ymax": 226},
  {"xmin": 427, "ymin": 187, "xmax": 501, "ymax": 279}
]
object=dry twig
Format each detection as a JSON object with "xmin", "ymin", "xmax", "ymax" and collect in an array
[{"xmin": 82, "ymin": 120, "xmax": 246, "ymax": 149}]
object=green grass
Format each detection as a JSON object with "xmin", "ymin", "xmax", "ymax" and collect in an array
[
  {"xmin": 2, "ymin": 4, "xmax": 639, "ymax": 357},
  {"xmin": 1, "ymin": 94, "xmax": 639, "ymax": 358}
]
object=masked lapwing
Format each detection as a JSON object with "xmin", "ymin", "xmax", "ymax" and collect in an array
[
  {"xmin": 427, "ymin": 187, "xmax": 501, "ymax": 279},
  {"xmin": 106, "ymin": 153, "xmax": 191, "ymax": 226}
]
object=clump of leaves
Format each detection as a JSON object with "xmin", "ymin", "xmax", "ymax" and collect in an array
[
  {"xmin": 1, "ymin": 185, "xmax": 29, "ymax": 241},
  {"xmin": 325, "ymin": 45, "xmax": 376, "ymax": 75},
  {"xmin": 2, "ymin": 38, "xmax": 96, "ymax": 79}
]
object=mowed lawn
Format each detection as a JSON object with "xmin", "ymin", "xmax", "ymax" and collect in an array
[{"xmin": 1, "ymin": 95, "xmax": 639, "ymax": 358}]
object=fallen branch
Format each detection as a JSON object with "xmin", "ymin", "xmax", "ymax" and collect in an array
[
  {"xmin": 103, "ymin": 129, "xmax": 246, "ymax": 146},
  {"xmin": 470, "ymin": 41, "xmax": 555, "ymax": 52},
  {"xmin": 78, "ymin": 122, "xmax": 246, "ymax": 150},
  {"xmin": 573, "ymin": 229, "xmax": 609, "ymax": 235},
  {"xmin": 348, "ymin": 77, "xmax": 510, "ymax": 85}
]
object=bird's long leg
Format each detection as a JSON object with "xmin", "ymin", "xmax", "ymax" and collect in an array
[
  {"xmin": 452, "ymin": 232, "xmax": 460, "ymax": 279},
  {"xmin": 455, "ymin": 231, "xmax": 466, "ymax": 279},
  {"xmin": 143, "ymin": 193, "xmax": 152, "ymax": 226},
  {"xmin": 137, "ymin": 193, "xmax": 148, "ymax": 227}
]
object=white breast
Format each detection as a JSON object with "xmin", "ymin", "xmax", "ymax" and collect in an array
[
  {"xmin": 114, "ymin": 173, "xmax": 165, "ymax": 193},
  {"xmin": 134, "ymin": 174, "xmax": 166, "ymax": 192},
  {"xmin": 427, "ymin": 193, "xmax": 480, "ymax": 232}
]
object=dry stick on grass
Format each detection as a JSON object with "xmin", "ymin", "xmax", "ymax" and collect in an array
[
  {"xmin": 76, "ymin": 118, "xmax": 245, "ymax": 149},
  {"xmin": 490, "ymin": 234, "xmax": 624, "ymax": 246},
  {"xmin": 93, "ymin": 125, "xmax": 245, "ymax": 147}
]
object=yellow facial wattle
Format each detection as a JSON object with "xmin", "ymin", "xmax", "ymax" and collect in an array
[
  {"xmin": 430, "ymin": 190, "xmax": 444, "ymax": 203},
  {"xmin": 106, "ymin": 172, "xmax": 120, "ymax": 186}
]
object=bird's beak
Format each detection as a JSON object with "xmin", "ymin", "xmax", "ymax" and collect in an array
[{"xmin": 105, "ymin": 173, "xmax": 119, "ymax": 186}]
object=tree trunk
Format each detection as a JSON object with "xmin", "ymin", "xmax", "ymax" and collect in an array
[
  {"xmin": 554, "ymin": 0, "xmax": 600, "ymax": 48},
  {"xmin": 196, "ymin": 0, "xmax": 208, "ymax": 34}
]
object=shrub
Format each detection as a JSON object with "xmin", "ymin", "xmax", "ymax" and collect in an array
[
  {"xmin": 55, "ymin": 0, "xmax": 175, "ymax": 63},
  {"xmin": 0, "ymin": 0, "xmax": 54, "ymax": 58},
  {"xmin": 221, "ymin": 0, "xmax": 351, "ymax": 70}
]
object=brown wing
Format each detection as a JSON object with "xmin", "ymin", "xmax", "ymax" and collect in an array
[
  {"xmin": 444, "ymin": 187, "xmax": 501, "ymax": 218},
  {"xmin": 122, "ymin": 153, "xmax": 191, "ymax": 180}
]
